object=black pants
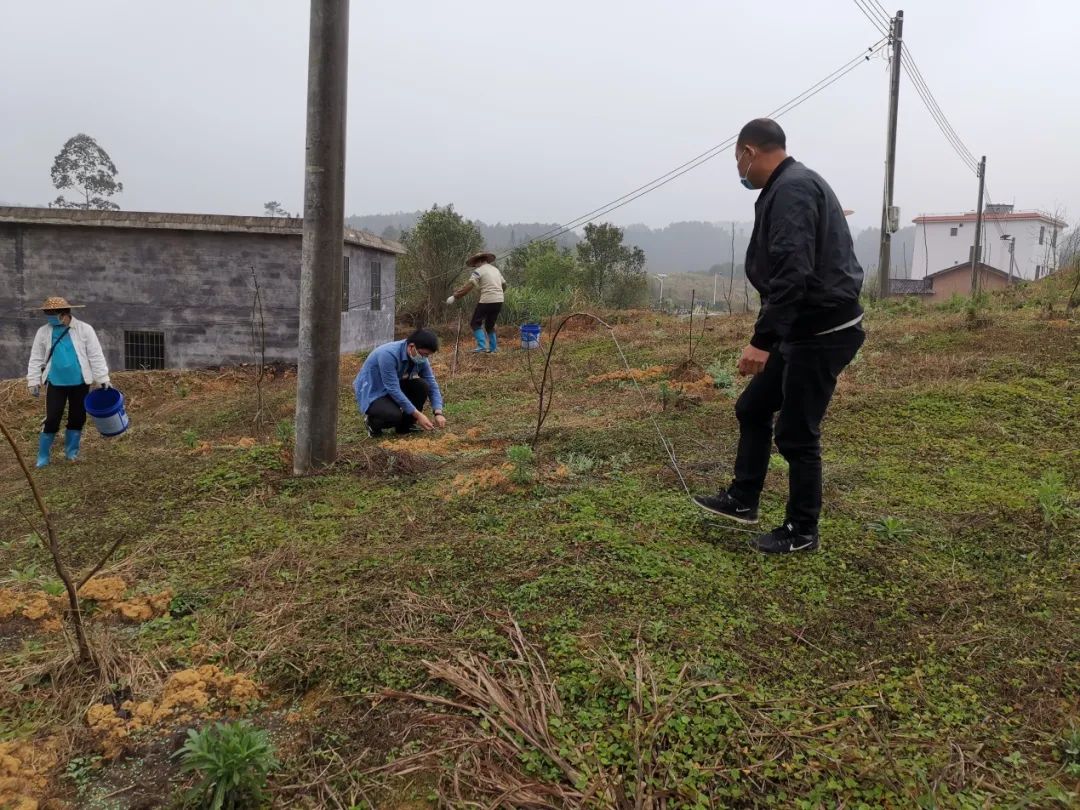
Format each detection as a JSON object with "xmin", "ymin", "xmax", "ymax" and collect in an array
[
  {"xmin": 729, "ymin": 326, "xmax": 865, "ymax": 531},
  {"xmin": 470, "ymin": 302, "xmax": 502, "ymax": 332},
  {"xmin": 43, "ymin": 383, "xmax": 90, "ymax": 434},
  {"xmin": 366, "ymin": 378, "xmax": 429, "ymax": 433}
]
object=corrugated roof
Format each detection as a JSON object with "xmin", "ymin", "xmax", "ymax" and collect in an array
[
  {"xmin": 0, "ymin": 206, "xmax": 406, "ymax": 255},
  {"xmin": 889, "ymin": 278, "xmax": 933, "ymax": 295},
  {"xmin": 912, "ymin": 210, "xmax": 1067, "ymax": 228},
  {"xmin": 924, "ymin": 261, "xmax": 1016, "ymax": 281}
]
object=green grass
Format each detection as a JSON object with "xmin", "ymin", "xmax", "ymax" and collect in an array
[{"xmin": 1, "ymin": 286, "xmax": 1077, "ymax": 807}]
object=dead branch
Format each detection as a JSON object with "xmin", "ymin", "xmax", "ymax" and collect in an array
[{"xmin": 0, "ymin": 417, "xmax": 94, "ymax": 667}]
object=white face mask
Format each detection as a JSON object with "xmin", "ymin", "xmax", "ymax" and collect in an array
[
  {"xmin": 410, "ymin": 348, "xmax": 427, "ymax": 366},
  {"xmin": 737, "ymin": 148, "xmax": 756, "ymax": 190}
]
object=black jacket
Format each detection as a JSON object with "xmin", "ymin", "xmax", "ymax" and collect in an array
[{"xmin": 745, "ymin": 157, "xmax": 864, "ymax": 349}]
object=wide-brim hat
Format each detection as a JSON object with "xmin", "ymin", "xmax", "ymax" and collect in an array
[
  {"xmin": 35, "ymin": 296, "xmax": 85, "ymax": 311},
  {"xmin": 466, "ymin": 251, "xmax": 497, "ymax": 267}
]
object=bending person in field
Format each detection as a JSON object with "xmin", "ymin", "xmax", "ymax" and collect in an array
[
  {"xmin": 446, "ymin": 251, "xmax": 507, "ymax": 353},
  {"xmin": 353, "ymin": 329, "xmax": 447, "ymax": 438},
  {"xmin": 693, "ymin": 119, "xmax": 865, "ymax": 554}
]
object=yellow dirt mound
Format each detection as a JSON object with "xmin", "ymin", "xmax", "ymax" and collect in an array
[
  {"xmin": 0, "ymin": 738, "xmax": 60, "ymax": 810},
  {"xmin": 587, "ymin": 366, "xmax": 666, "ymax": 385},
  {"xmin": 445, "ymin": 466, "xmax": 512, "ymax": 499},
  {"xmin": 87, "ymin": 665, "xmax": 262, "ymax": 759},
  {"xmin": 77, "ymin": 577, "xmax": 173, "ymax": 623},
  {"xmin": 77, "ymin": 576, "xmax": 127, "ymax": 603},
  {"xmin": 0, "ymin": 588, "xmax": 63, "ymax": 633},
  {"xmin": 394, "ymin": 432, "xmax": 462, "ymax": 456}
]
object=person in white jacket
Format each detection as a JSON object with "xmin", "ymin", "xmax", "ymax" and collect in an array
[{"xmin": 25, "ymin": 296, "xmax": 111, "ymax": 467}]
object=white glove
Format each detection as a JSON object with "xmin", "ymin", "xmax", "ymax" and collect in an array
[
  {"xmin": 30, "ymin": 386, "xmax": 40, "ymax": 398},
  {"xmin": 445, "ymin": 295, "xmax": 456, "ymax": 305}
]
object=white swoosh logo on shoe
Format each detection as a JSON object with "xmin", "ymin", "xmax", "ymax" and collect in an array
[{"xmin": 789, "ymin": 541, "xmax": 815, "ymax": 551}]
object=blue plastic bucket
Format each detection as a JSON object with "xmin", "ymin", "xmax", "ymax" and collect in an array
[
  {"xmin": 520, "ymin": 323, "xmax": 541, "ymax": 350},
  {"xmin": 84, "ymin": 387, "xmax": 129, "ymax": 437}
]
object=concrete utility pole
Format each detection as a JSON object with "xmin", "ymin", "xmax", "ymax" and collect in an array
[
  {"xmin": 877, "ymin": 9, "xmax": 904, "ymax": 298},
  {"xmin": 969, "ymin": 155, "xmax": 987, "ymax": 296},
  {"xmin": 294, "ymin": 0, "xmax": 350, "ymax": 475}
]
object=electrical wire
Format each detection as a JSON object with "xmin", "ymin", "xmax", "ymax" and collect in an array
[
  {"xmin": 900, "ymin": 51, "xmax": 979, "ymax": 172},
  {"xmin": 851, "ymin": 0, "xmax": 889, "ymax": 34},
  {"xmin": 502, "ymin": 37, "xmax": 888, "ymax": 257}
]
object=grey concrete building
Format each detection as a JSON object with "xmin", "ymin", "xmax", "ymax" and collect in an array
[{"xmin": 0, "ymin": 207, "xmax": 403, "ymax": 380}]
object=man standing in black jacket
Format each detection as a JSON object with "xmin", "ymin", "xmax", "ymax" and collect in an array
[{"xmin": 693, "ymin": 119, "xmax": 865, "ymax": 554}]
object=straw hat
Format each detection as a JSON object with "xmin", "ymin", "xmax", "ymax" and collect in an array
[
  {"xmin": 466, "ymin": 251, "xmax": 496, "ymax": 267},
  {"xmin": 36, "ymin": 296, "xmax": 85, "ymax": 311}
]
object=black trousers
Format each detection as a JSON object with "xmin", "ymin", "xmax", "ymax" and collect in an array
[
  {"xmin": 470, "ymin": 302, "xmax": 502, "ymax": 332},
  {"xmin": 729, "ymin": 326, "xmax": 865, "ymax": 531},
  {"xmin": 43, "ymin": 383, "xmax": 90, "ymax": 434},
  {"xmin": 366, "ymin": 378, "xmax": 429, "ymax": 433}
]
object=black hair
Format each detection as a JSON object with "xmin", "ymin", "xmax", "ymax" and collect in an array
[
  {"xmin": 44, "ymin": 308, "xmax": 72, "ymax": 316},
  {"xmin": 737, "ymin": 118, "xmax": 786, "ymax": 151},
  {"xmin": 406, "ymin": 328, "xmax": 439, "ymax": 352}
]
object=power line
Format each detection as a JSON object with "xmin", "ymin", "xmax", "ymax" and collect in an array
[
  {"xmin": 503, "ymin": 37, "xmax": 888, "ymax": 256},
  {"xmin": 900, "ymin": 50, "xmax": 979, "ymax": 171},
  {"xmin": 900, "ymin": 56, "xmax": 979, "ymax": 174},
  {"xmin": 851, "ymin": 0, "xmax": 889, "ymax": 34}
]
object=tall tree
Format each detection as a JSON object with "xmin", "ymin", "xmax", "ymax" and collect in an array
[
  {"xmin": 50, "ymin": 134, "xmax": 123, "ymax": 210},
  {"xmin": 397, "ymin": 204, "xmax": 484, "ymax": 325},
  {"xmin": 263, "ymin": 201, "xmax": 291, "ymax": 217},
  {"xmin": 508, "ymin": 240, "xmax": 580, "ymax": 291},
  {"xmin": 576, "ymin": 222, "xmax": 647, "ymax": 306}
]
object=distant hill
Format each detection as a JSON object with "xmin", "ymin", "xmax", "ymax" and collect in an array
[
  {"xmin": 349, "ymin": 210, "xmax": 916, "ymax": 280},
  {"xmin": 346, "ymin": 211, "xmax": 580, "ymax": 253}
]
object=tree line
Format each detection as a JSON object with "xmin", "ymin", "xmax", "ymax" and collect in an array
[{"xmin": 395, "ymin": 205, "xmax": 649, "ymax": 326}]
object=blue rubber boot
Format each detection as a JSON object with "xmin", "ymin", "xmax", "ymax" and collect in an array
[
  {"xmin": 64, "ymin": 429, "xmax": 82, "ymax": 461},
  {"xmin": 472, "ymin": 328, "xmax": 488, "ymax": 353},
  {"xmin": 36, "ymin": 433, "xmax": 56, "ymax": 468},
  {"xmin": 487, "ymin": 331, "xmax": 498, "ymax": 353}
]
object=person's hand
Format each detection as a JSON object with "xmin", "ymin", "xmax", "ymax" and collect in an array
[
  {"xmin": 29, "ymin": 386, "xmax": 40, "ymax": 398},
  {"xmin": 445, "ymin": 295, "xmax": 456, "ymax": 305},
  {"xmin": 737, "ymin": 345, "xmax": 770, "ymax": 376},
  {"xmin": 433, "ymin": 414, "xmax": 447, "ymax": 429},
  {"xmin": 413, "ymin": 411, "xmax": 435, "ymax": 431}
]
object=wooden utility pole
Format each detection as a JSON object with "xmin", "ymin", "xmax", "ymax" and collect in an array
[
  {"xmin": 294, "ymin": 0, "xmax": 350, "ymax": 474},
  {"xmin": 969, "ymin": 155, "xmax": 987, "ymax": 296},
  {"xmin": 877, "ymin": 9, "xmax": 904, "ymax": 298}
]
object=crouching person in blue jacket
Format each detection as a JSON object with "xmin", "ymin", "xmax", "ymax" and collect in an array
[{"xmin": 353, "ymin": 329, "xmax": 447, "ymax": 438}]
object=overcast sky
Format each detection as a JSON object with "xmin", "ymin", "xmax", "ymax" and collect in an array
[{"xmin": 1, "ymin": 0, "xmax": 1076, "ymax": 232}]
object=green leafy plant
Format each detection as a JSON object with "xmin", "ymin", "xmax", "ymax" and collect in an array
[
  {"xmin": 706, "ymin": 360, "xmax": 734, "ymax": 391},
  {"xmin": 867, "ymin": 516, "xmax": 915, "ymax": 542},
  {"xmin": 1059, "ymin": 728, "xmax": 1080, "ymax": 777},
  {"xmin": 506, "ymin": 445, "xmax": 536, "ymax": 485},
  {"xmin": 7, "ymin": 564, "xmax": 41, "ymax": 585},
  {"xmin": 558, "ymin": 452, "xmax": 598, "ymax": 476},
  {"xmin": 182, "ymin": 429, "xmax": 199, "ymax": 449},
  {"xmin": 275, "ymin": 420, "xmax": 295, "ymax": 444},
  {"xmin": 176, "ymin": 721, "xmax": 277, "ymax": 810},
  {"xmin": 1035, "ymin": 469, "xmax": 1069, "ymax": 527}
]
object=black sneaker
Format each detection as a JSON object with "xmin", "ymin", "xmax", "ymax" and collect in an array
[
  {"xmin": 691, "ymin": 491, "xmax": 759, "ymax": 524},
  {"xmin": 364, "ymin": 415, "xmax": 382, "ymax": 439},
  {"xmin": 752, "ymin": 523, "xmax": 819, "ymax": 554}
]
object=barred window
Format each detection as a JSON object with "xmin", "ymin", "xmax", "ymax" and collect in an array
[
  {"xmin": 342, "ymin": 256, "xmax": 351, "ymax": 312},
  {"xmin": 370, "ymin": 260, "xmax": 382, "ymax": 311},
  {"xmin": 124, "ymin": 331, "xmax": 165, "ymax": 370}
]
